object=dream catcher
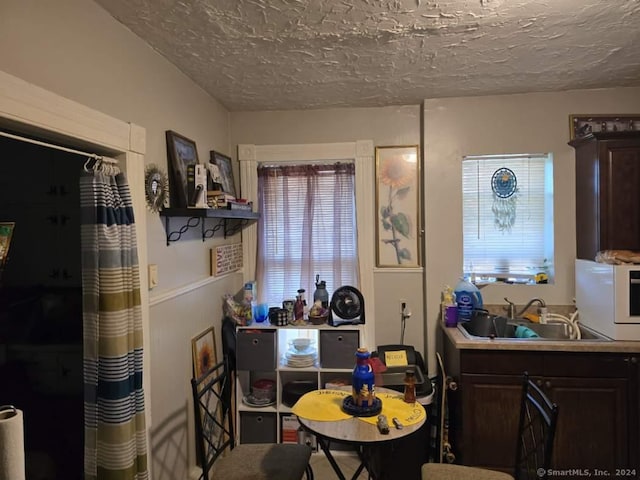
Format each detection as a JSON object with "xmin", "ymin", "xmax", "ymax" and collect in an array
[{"xmin": 491, "ymin": 167, "xmax": 518, "ymax": 232}]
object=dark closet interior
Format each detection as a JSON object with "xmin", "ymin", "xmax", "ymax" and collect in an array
[{"xmin": 0, "ymin": 134, "xmax": 84, "ymax": 479}]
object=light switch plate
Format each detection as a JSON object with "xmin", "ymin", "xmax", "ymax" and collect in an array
[{"xmin": 148, "ymin": 264, "xmax": 158, "ymax": 288}]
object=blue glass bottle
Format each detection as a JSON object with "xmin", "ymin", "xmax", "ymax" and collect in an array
[{"xmin": 352, "ymin": 348, "xmax": 375, "ymax": 408}]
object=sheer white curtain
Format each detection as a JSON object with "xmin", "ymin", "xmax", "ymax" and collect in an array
[{"xmin": 256, "ymin": 162, "xmax": 358, "ymax": 306}]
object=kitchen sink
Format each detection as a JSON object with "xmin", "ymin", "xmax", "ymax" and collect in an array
[{"xmin": 457, "ymin": 315, "xmax": 611, "ymax": 341}]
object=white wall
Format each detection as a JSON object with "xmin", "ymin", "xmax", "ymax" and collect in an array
[
  {"xmin": 424, "ymin": 87, "xmax": 640, "ymax": 373},
  {"xmin": 0, "ymin": 0, "xmax": 241, "ymax": 476},
  {"xmin": 0, "ymin": 0, "xmax": 235, "ymax": 291},
  {"xmin": 230, "ymin": 106, "xmax": 425, "ymax": 354}
]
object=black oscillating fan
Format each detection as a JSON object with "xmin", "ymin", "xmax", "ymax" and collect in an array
[{"xmin": 329, "ymin": 286, "xmax": 365, "ymax": 326}]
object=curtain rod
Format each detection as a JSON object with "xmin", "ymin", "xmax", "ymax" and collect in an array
[{"xmin": 0, "ymin": 130, "xmax": 117, "ymax": 164}]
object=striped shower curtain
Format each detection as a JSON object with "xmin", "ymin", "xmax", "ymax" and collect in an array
[{"xmin": 80, "ymin": 165, "xmax": 148, "ymax": 480}]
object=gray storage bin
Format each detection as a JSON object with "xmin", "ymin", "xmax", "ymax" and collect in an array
[
  {"xmin": 240, "ymin": 412, "xmax": 277, "ymax": 444},
  {"xmin": 237, "ymin": 329, "xmax": 277, "ymax": 371},
  {"xmin": 319, "ymin": 330, "xmax": 359, "ymax": 368}
]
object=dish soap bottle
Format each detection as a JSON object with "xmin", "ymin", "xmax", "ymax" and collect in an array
[
  {"xmin": 442, "ymin": 285, "xmax": 458, "ymax": 328},
  {"xmin": 454, "ymin": 277, "xmax": 483, "ymax": 322}
]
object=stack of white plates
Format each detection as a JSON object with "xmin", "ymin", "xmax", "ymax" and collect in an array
[{"xmin": 284, "ymin": 346, "xmax": 317, "ymax": 367}]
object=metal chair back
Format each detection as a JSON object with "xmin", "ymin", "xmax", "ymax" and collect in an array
[
  {"xmin": 514, "ymin": 373, "xmax": 559, "ymax": 479},
  {"xmin": 191, "ymin": 357, "xmax": 235, "ymax": 479}
]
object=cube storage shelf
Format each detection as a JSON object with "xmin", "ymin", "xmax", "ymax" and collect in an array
[{"xmin": 235, "ymin": 323, "xmax": 364, "ymax": 445}]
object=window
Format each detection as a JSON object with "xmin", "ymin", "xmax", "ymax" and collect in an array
[
  {"xmin": 256, "ymin": 162, "xmax": 359, "ymax": 306},
  {"xmin": 462, "ymin": 153, "xmax": 554, "ymax": 284}
]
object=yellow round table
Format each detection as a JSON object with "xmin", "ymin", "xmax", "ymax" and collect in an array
[{"xmin": 293, "ymin": 387, "xmax": 426, "ymax": 480}]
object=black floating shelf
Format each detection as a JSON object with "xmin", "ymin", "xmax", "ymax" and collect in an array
[{"xmin": 159, "ymin": 208, "xmax": 259, "ymax": 245}]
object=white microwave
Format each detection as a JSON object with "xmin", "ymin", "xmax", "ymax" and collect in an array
[{"xmin": 575, "ymin": 259, "xmax": 640, "ymax": 341}]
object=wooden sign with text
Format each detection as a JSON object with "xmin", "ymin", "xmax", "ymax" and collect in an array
[{"xmin": 211, "ymin": 243, "xmax": 243, "ymax": 276}]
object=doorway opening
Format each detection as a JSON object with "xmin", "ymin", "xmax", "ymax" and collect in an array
[{"xmin": 0, "ymin": 134, "xmax": 85, "ymax": 478}]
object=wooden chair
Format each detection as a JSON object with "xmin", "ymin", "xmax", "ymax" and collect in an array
[
  {"xmin": 191, "ymin": 357, "xmax": 313, "ymax": 480},
  {"xmin": 422, "ymin": 372, "xmax": 558, "ymax": 480}
]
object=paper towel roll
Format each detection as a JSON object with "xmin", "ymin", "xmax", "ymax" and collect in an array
[{"xmin": 0, "ymin": 405, "xmax": 25, "ymax": 480}]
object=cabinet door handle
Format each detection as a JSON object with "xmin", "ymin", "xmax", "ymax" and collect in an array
[
  {"xmin": 544, "ymin": 380, "xmax": 552, "ymax": 389},
  {"xmin": 630, "ymin": 357, "xmax": 638, "ymax": 364},
  {"xmin": 536, "ymin": 379, "xmax": 543, "ymax": 387}
]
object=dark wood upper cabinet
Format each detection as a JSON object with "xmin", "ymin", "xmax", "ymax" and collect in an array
[{"xmin": 570, "ymin": 132, "xmax": 640, "ymax": 260}]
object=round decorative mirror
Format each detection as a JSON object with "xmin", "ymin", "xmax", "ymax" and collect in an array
[{"xmin": 144, "ymin": 164, "xmax": 169, "ymax": 212}]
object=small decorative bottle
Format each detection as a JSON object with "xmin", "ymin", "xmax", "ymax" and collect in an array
[
  {"xmin": 352, "ymin": 348, "xmax": 375, "ymax": 408},
  {"xmin": 403, "ymin": 369, "xmax": 417, "ymax": 403},
  {"xmin": 294, "ymin": 293, "xmax": 305, "ymax": 323}
]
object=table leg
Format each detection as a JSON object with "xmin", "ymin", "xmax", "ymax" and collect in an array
[
  {"xmin": 316, "ymin": 437, "xmax": 371, "ymax": 480},
  {"xmin": 317, "ymin": 436, "xmax": 347, "ymax": 480}
]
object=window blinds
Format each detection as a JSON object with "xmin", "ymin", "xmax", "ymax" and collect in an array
[
  {"xmin": 257, "ymin": 163, "xmax": 358, "ymax": 305},
  {"xmin": 462, "ymin": 154, "xmax": 554, "ymax": 281}
]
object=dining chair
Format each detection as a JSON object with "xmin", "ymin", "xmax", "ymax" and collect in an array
[
  {"xmin": 422, "ymin": 372, "xmax": 558, "ymax": 480},
  {"xmin": 191, "ymin": 356, "xmax": 314, "ymax": 480}
]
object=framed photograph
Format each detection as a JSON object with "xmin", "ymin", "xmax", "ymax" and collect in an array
[
  {"xmin": 375, "ymin": 145, "xmax": 421, "ymax": 268},
  {"xmin": 0, "ymin": 222, "xmax": 15, "ymax": 269},
  {"xmin": 569, "ymin": 114, "xmax": 640, "ymax": 140},
  {"xmin": 209, "ymin": 150, "xmax": 236, "ymax": 198},
  {"xmin": 192, "ymin": 326, "xmax": 218, "ymax": 379},
  {"xmin": 191, "ymin": 326, "xmax": 223, "ymax": 467},
  {"xmin": 166, "ymin": 130, "xmax": 199, "ymax": 208}
]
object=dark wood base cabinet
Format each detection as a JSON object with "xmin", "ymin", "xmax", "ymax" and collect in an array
[{"xmin": 443, "ymin": 342, "xmax": 639, "ymax": 477}]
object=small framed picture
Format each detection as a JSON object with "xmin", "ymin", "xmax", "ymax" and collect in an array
[
  {"xmin": 166, "ymin": 130, "xmax": 200, "ymax": 208},
  {"xmin": 569, "ymin": 114, "xmax": 640, "ymax": 140},
  {"xmin": 192, "ymin": 326, "xmax": 217, "ymax": 379},
  {"xmin": 209, "ymin": 150, "xmax": 236, "ymax": 198},
  {"xmin": 0, "ymin": 222, "xmax": 15, "ymax": 269}
]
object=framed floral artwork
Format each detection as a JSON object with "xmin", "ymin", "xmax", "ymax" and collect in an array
[
  {"xmin": 192, "ymin": 326, "xmax": 217, "ymax": 380},
  {"xmin": 375, "ymin": 145, "xmax": 421, "ymax": 268}
]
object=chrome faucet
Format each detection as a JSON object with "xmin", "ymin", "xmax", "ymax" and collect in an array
[
  {"xmin": 504, "ymin": 297, "xmax": 546, "ymax": 319},
  {"xmin": 503, "ymin": 298, "xmax": 516, "ymax": 319}
]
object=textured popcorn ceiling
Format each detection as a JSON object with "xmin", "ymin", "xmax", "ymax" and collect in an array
[{"xmin": 96, "ymin": 0, "xmax": 640, "ymax": 111}]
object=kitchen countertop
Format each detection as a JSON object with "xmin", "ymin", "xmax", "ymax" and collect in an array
[{"xmin": 441, "ymin": 321, "xmax": 640, "ymax": 353}]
